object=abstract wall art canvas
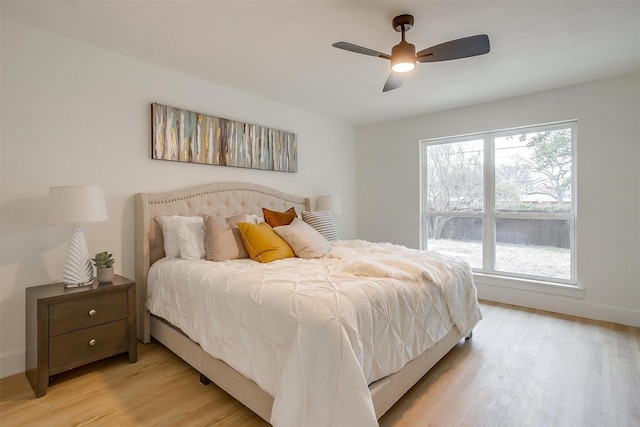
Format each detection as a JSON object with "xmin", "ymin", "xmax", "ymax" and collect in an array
[{"xmin": 151, "ymin": 103, "xmax": 298, "ymax": 173}]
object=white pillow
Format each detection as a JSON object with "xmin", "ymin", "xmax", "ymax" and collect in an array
[
  {"xmin": 248, "ymin": 214, "xmax": 264, "ymax": 224},
  {"xmin": 274, "ymin": 217, "xmax": 331, "ymax": 259},
  {"xmin": 155, "ymin": 216, "xmax": 180, "ymax": 258},
  {"xmin": 174, "ymin": 215, "xmax": 206, "ymax": 260},
  {"xmin": 301, "ymin": 210, "xmax": 339, "ymax": 242}
]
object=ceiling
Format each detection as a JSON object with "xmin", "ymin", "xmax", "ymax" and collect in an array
[{"xmin": 2, "ymin": 0, "xmax": 639, "ymax": 126}]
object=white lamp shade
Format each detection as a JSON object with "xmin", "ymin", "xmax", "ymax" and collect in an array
[
  {"xmin": 317, "ymin": 195, "xmax": 342, "ymax": 214},
  {"xmin": 49, "ymin": 186, "xmax": 109, "ymax": 224}
]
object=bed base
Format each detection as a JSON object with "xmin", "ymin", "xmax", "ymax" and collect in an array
[
  {"xmin": 151, "ymin": 314, "xmax": 466, "ymax": 422},
  {"xmin": 151, "ymin": 315, "xmax": 275, "ymax": 420}
]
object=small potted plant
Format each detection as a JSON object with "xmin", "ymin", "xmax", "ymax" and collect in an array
[{"xmin": 92, "ymin": 251, "xmax": 115, "ymax": 283}]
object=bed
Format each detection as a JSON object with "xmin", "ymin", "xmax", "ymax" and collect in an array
[{"xmin": 135, "ymin": 182, "xmax": 481, "ymax": 427}]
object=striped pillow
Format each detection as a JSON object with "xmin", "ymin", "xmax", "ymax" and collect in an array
[{"xmin": 301, "ymin": 210, "xmax": 339, "ymax": 242}]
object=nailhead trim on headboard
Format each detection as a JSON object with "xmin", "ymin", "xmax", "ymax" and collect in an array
[{"xmin": 148, "ymin": 188, "xmax": 303, "ymax": 206}]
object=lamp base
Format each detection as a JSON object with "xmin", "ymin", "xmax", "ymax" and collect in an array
[{"xmin": 62, "ymin": 226, "xmax": 94, "ymax": 286}]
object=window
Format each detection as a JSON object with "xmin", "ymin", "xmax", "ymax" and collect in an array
[{"xmin": 421, "ymin": 121, "xmax": 576, "ymax": 285}]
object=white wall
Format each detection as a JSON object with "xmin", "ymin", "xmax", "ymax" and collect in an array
[
  {"xmin": 356, "ymin": 72, "xmax": 640, "ymax": 328},
  {"xmin": 0, "ymin": 19, "xmax": 356, "ymax": 378}
]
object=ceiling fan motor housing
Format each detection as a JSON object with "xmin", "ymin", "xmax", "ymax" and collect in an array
[{"xmin": 391, "ymin": 41, "xmax": 416, "ymax": 72}]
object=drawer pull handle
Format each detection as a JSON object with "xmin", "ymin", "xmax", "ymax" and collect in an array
[
  {"xmin": 88, "ymin": 309, "xmax": 97, "ymax": 316},
  {"xmin": 89, "ymin": 339, "xmax": 97, "ymax": 346}
]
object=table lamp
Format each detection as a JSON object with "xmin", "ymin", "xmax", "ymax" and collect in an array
[
  {"xmin": 49, "ymin": 186, "xmax": 109, "ymax": 287},
  {"xmin": 317, "ymin": 195, "xmax": 342, "ymax": 215}
]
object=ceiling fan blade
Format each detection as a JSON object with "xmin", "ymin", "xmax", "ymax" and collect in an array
[
  {"xmin": 383, "ymin": 72, "xmax": 405, "ymax": 92},
  {"xmin": 332, "ymin": 42, "xmax": 391, "ymax": 60},
  {"xmin": 417, "ymin": 34, "xmax": 490, "ymax": 63}
]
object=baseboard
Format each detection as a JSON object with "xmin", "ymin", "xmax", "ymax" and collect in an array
[
  {"xmin": 477, "ymin": 283, "xmax": 640, "ymax": 327},
  {"xmin": 0, "ymin": 350, "xmax": 25, "ymax": 379}
]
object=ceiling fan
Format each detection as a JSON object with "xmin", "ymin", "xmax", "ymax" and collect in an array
[{"xmin": 332, "ymin": 14, "xmax": 490, "ymax": 92}]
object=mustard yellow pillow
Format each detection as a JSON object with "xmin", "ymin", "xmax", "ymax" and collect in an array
[
  {"xmin": 237, "ymin": 222, "xmax": 294, "ymax": 263},
  {"xmin": 262, "ymin": 206, "xmax": 297, "ymax": 227}
]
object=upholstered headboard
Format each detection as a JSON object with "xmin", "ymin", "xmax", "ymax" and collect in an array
[{"xmin": 135, "ymin": 182, "xmax": 310, "ymax": 342}]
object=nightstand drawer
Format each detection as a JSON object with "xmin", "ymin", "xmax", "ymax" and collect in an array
[
  {"xmin": 49, "ymin": 319, "xmax": 129, "ymax": 373},
  {"xmin": 49, "ymin": 292, "xmax": 128, "ymax": 336}
]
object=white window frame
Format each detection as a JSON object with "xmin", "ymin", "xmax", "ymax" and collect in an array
[{"xmin": 420, "ymin": 121, "xmax": 579, "ymax": 294}]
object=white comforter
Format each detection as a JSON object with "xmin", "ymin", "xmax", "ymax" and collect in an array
[{"xmin": 147, "ymin": 240, "xmax": 481, "ymax": 427}]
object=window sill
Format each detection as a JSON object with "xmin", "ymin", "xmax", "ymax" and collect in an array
[{"xmin": 473, "ymin": 273, "xmax": 584, "ymax": 299}]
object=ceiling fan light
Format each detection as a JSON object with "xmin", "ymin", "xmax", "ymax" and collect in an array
[
  {"xmin": 391, "ymin": 61, "xmax": 416, "ymax": 72},
  {"xmin": 391, "ymin": 41, "xmax": 416, "ymax": 73}
]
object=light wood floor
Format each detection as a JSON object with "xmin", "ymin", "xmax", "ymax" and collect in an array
[{"xmin": 1, "ymin": 301, "xmax": 638, "ymax": 426}]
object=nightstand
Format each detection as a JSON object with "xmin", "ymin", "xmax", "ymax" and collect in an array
[{"xmin": 25, "ymin": 275, "xmax": 137, "ymax": 397}]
